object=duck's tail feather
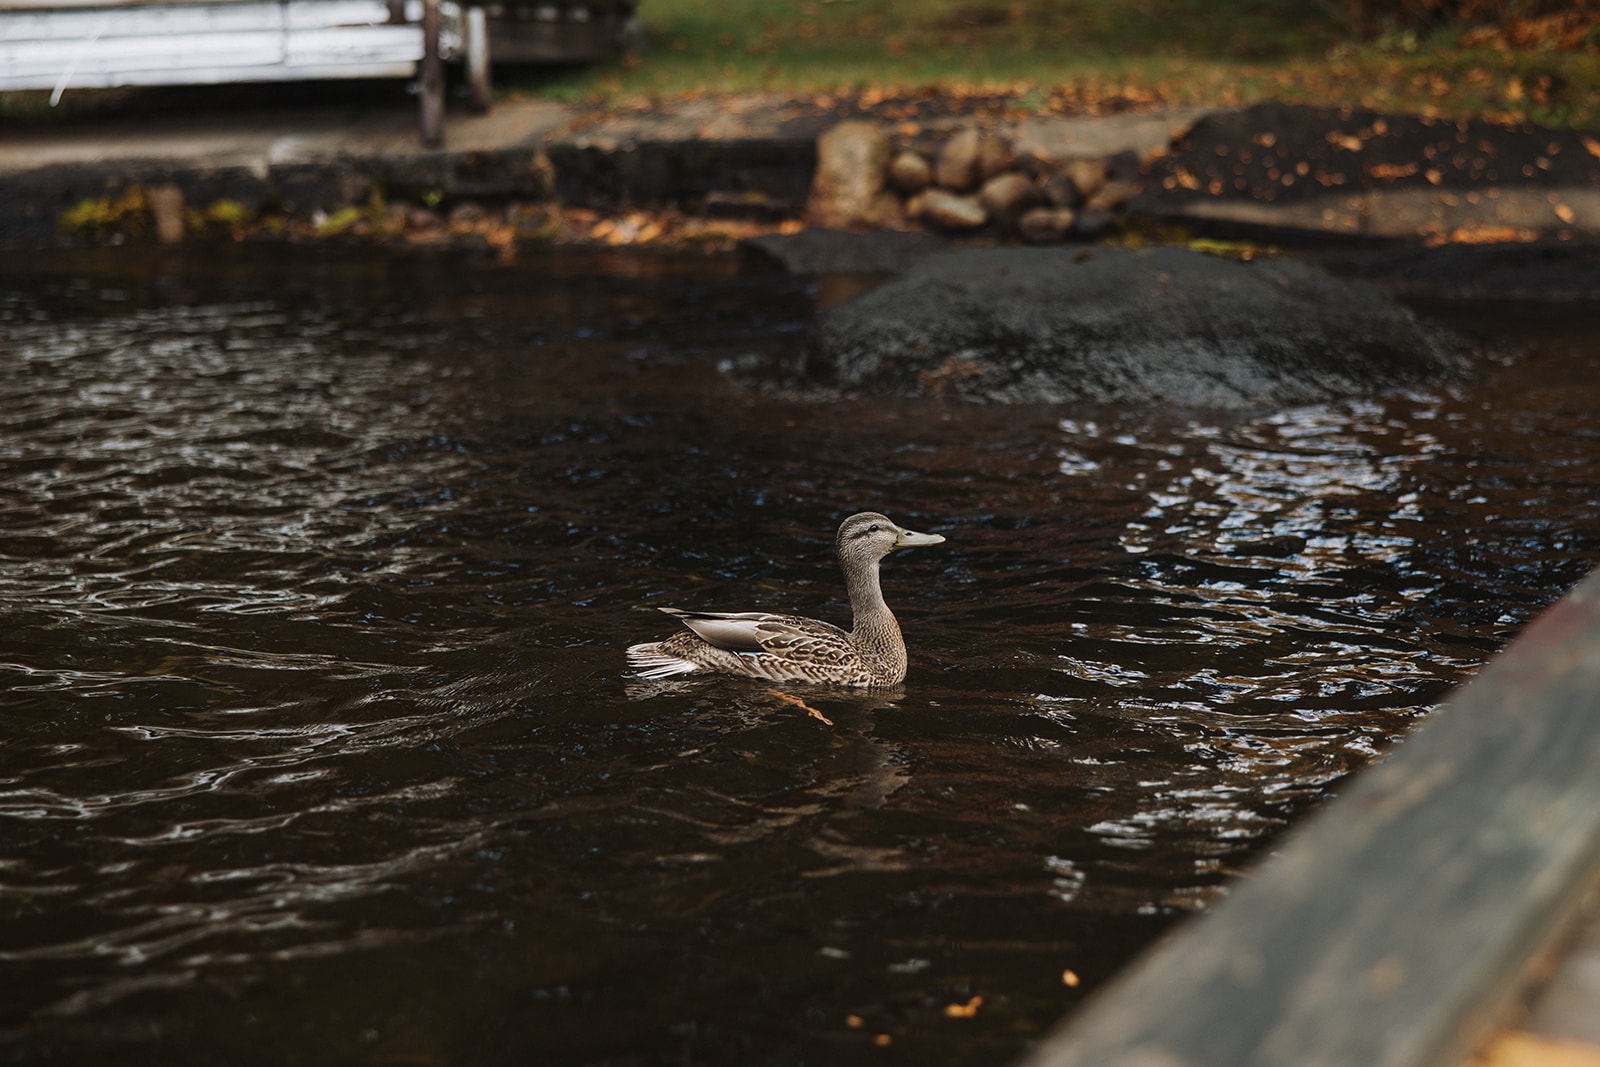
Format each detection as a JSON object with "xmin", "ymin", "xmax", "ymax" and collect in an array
[{"xmin": 626, "ymin": 642, "xmax": 701, "ymax": 679}]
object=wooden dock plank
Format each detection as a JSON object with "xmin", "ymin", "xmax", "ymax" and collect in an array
[{"xmin": 1018, "ymin": 567, "xmax": 1600, "ymax": 1067}]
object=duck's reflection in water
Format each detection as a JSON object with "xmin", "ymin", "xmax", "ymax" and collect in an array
[{"xmin": 624, "ymin": 679, "xmax": 913, "ymax": 872}]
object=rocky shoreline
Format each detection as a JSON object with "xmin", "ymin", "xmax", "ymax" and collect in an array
[
  {"xmin": 5, "ymin": 90, "xmax": 1598, "ymax": 411},
  {"xmin": 3, "ymin": 92, "xmax": 1600, "ymax": 307},
  {"xmin": 805, "ymin": 117, "xmax": 1154, "ymax": 244}
]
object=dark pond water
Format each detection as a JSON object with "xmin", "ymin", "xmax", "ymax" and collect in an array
[{"xmin": 2, "ymin": 244, "xmax": 1599, "ymax": 1066}]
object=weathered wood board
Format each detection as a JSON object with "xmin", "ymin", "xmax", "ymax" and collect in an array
[
  {"xmin": 0, "ymin": 0, "xmax": 449, "ymax": 92},
  {"xmin": 1018, "ymin": 565, "xmax": 1600, "ymax": 1067}
]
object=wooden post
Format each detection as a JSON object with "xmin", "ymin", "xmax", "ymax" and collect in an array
[
  {"xmin": 464, "ymin": 5, "xmax": 490, "ymax": 114},
  {"xmin": 418, "ymin": 0, "xmax": 444, "ymax": 148}
]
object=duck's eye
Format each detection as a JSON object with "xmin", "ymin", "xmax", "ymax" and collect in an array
[{"xmin": 868, "ymin": 523, "xmax": 881, "ymax": 533}]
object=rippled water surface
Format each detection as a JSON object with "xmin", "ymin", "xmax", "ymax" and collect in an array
[{"xmin": 3, "ymin": 245, "xmax": 1599, "ymax": 1066}]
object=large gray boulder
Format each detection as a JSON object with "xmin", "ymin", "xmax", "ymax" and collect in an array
[{"xmin": 807, "ymin": 246, "xmax": 1469, "ymax": 408}]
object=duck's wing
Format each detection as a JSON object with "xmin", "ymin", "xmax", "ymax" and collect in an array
[{"xmin": 659, "ymin": 607, "xmax": 850, "ymax": 656}]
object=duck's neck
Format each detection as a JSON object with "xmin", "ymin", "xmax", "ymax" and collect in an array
[{"xmin": 845, "ymin": 557, "xmax": 906, "ymax": 678}]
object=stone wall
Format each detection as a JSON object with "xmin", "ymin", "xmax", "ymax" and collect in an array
[{"xmin": 806, "ymin": 118, "xmax": 1151, "ymax": 243}]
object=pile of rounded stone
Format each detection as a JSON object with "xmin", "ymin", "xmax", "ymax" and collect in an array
[{"xmin": 807, "ymin": 119, "xmax": 1143, "ymax": 242}]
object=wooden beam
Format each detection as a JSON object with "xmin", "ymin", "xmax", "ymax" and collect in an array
[
  {"xmin": 1018, "ymin": 566, "xmax": 1600, "ymax": 1067},
  {"xmin": 463, "ymin": 3, "xmax": 488, "ymax": 114},
  {"xmin": 417, "ymin": 0, "xmax": 442, "ymax": 148}
]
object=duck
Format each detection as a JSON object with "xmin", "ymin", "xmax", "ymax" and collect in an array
[{"xmin": 627, "ymin": 512, "xmax": 945, "ymax": 687}]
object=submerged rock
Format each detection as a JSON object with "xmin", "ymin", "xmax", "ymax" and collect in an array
[{"xmin": 807, "ymin": 246, "xmax": 1470, "ymax": 408}]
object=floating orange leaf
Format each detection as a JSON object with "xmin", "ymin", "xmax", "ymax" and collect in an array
[{"xmin": 944, "ymin": 995, "xmax": 984, "ymax": 1018}]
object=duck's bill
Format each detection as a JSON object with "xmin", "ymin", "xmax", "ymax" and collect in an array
[{"xmin": 895, "ymin": 528, "xmax": 946, "ymax": 547}]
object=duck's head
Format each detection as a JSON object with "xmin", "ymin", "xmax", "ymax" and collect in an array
[{"xmin": 836, "ymin": 512, "xmax": 945, "ymax": 565}]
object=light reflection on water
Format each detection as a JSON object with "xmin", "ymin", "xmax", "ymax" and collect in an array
[{"xmin": 2, "ymin": 245, "xmax": 1599, "ymax": 1065}]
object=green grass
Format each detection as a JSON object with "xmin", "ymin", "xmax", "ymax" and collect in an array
[
  {"xmin": 529, "ymin": 0, "xmax": 1342, "ymax": 97},
  {"xmin": 506, "ymin": 0, "xmax": 1600, "ymax": 128},
  {"xmin": 4, "ymin": 0, "xmax": 1596, "ymax": 129}
]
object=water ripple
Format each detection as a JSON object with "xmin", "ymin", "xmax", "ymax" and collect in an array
[{"xmin": 3, "ymin": 248, "xmax": 1598, "ymax": 1066}]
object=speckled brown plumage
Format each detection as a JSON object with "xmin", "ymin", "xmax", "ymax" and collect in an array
[{"xmin": 626, "ymin": 512, "xmax": 944, "ymax": 688}]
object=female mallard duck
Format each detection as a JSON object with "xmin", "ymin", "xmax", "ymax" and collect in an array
[{"xmin": 627, "ymin": 512, "xmax": 945, "ymax": 687}]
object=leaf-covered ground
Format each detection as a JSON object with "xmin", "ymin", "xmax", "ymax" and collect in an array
[{"xmin": 511, "ymin": 0, "xmax": 1600, "ymax": 130}]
